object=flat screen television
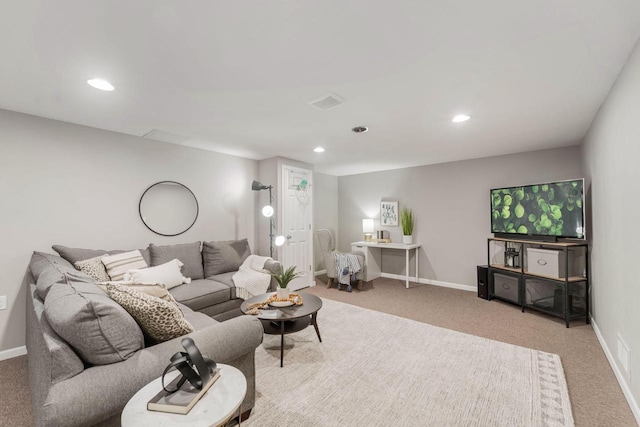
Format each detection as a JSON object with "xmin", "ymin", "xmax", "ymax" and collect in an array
[{"xmin": 490, "ymin": 178, "xmax": 585, "ymax": 239}]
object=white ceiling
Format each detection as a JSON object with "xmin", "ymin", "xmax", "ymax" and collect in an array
[{"xmin": 2, "ymin": 1, "xmax": 640, "ymax": 176}]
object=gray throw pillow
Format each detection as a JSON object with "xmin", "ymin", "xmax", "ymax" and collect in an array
[
  {"xmin": 29, "ymin": 252, "xmax": 75, "ymax": 281},
  {"xmin": 30, "ymin": 252, "xmax": 95, "ymax": 300},
  {"xmin": 52, "ymin": 245, "xmax": 151, "ymax": 266},
  {"xmin": 202, "ymin": 239, "xmax": 251, "ymax": 277},
  {"xmin": 44, "ymin": 274, "xmax": 144, "ymax": 365},
  {"xmin": 149, "ymin": 242, "xmax": 204, "ymax": 280}
]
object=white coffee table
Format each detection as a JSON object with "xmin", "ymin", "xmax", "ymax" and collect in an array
[{"xmin": 121, "ymin": 363, "xmax": 247, "ymax": 427}]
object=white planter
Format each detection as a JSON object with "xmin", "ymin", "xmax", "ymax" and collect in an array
[
  {"xmin": 276, "ymin": 287, "xmax": 290, "ymax": 300},
  {"xmin": 403, "ymin": 235, "xmax": 413, "ymax": 245}
]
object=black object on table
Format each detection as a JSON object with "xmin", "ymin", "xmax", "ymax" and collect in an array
[{"xmin": 240, "ymin": 292, "xmax": 322, "ymax": 367}]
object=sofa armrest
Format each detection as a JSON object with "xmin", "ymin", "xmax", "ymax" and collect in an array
[
  {"xmin": 264, "ymin": 259, "xmax": 282, "ymax": 292},
  {"xmin": 42, "ymin": 316, "xmax": 263, "ymax": 427}
]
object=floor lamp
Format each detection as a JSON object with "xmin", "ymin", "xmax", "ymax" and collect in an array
[{"xmin": 252, "ymin": 180, "xmax": 284, "ymax": 258}]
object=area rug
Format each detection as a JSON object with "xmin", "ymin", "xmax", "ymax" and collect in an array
[{"xmin": 245, "ymin": 298, "xmax": 574, "ymax": 427}]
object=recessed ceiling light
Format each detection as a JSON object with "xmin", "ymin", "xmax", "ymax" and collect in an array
[
  {"xmin": 313, "ymin": 147, "xmax": 325, "ymax": 153},
  {"xmin": 352, "ymin": 126, "xmax": 368, "ymax": 133},
  {"xmin": 452, "ymin": 114, "xmax": 470, "ymax": 123},
  {"xmin": 87, "ymin": 78, "xmax": 114, "ymax": 91}
]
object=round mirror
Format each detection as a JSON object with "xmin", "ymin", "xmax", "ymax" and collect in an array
[{"xmin": 139, "ymin": 181, "xmax": 199, "ymax": 236}]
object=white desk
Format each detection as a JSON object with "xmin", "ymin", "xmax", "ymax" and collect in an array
[{"xmin": 351, "ymin": 241, "xmax": 422, "ymax": 289}]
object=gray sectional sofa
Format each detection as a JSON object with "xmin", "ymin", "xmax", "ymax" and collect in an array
[{"xmin": 26, "ymin": 240, "xmax": 279, "ymax": 427}]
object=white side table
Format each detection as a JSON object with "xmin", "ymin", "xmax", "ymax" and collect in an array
[
  {"xmin": 351, "ymin": 241, "xmax": 422, "ymax": 288},
  {"xmin": 121, "ymin": 363, "xmax": 247, "ymax": 427}
]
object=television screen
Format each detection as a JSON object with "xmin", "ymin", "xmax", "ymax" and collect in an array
[{"xmin": 490, "ymin": 179, "xmax": 584, "ymax": 239}]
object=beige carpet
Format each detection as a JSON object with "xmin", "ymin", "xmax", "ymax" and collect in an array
[{"xmin": 246, "ymin": 298, "xmax": 574, "ymax": 426}]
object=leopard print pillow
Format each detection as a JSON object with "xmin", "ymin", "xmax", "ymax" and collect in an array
[
  {"xmin": 75, "ymin": 255, "xmax": 110, "ymax": 282},
  {"xmin": 105, "ymin": 283, "xmax": 194, "ymax": 342}
]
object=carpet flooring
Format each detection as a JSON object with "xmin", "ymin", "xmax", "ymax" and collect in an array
[
  {"xmin": 0, "ymin": 277, "xmax": 636, "ymax": 426},
  {"xmin": 247, "ymin": 298, "xmax": 574, "ymax": 426}
]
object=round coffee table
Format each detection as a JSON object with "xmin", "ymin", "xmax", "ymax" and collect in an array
[
  {"xmin": 240, "ymin": 292, "xmax": 322, "ymax": 367},
  {"xmin": 121, "ymin": 363, "xmax": 246, "ymax": 427}
]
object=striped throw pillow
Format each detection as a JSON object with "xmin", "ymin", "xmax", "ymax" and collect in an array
[{"xmin": 102, "ymin": 250, "xmax": 147, "ymax": 281}]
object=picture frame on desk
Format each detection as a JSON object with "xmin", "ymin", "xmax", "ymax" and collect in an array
[{"xmin": 380, "ymin": 201, "xmax": 399, "ymax": 226}]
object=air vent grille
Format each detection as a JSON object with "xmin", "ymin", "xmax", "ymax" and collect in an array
[
  {"xmin": 309, "ymin": 93, "xmax": 345, "ymax": 110},
  {"xmin": 142, "ymin": 129, "xmax": 191, "ymax": 145}
]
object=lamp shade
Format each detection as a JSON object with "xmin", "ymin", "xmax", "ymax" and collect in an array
[{"xmin": 362, "ymin": 218, "xmax": 374, "ymax": 233}]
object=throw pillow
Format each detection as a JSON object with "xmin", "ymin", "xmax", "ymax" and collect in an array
[
  {"xmin": 149, "ymin": 242, "xmax": 204, "ymax": 280},
  {"xmin": 52, "ymin": 245, "xmax": 152, "ymax": 267},
  {"xmin": 105, "ymin": 283, "xmax": 194, "ymax": 342},
  {"xmin": 75, "ymin": 255, "xmax": 110, "ymax": 282},
  {"xmin": 44, "ymin": 275, "xmax": 144, "ymax": 365},
  {"xmin": 97, "ymin": 281, "xmax": 172, "ymax": 301},
  {"xmin": 202, "ymin": 239, "xmax": 251, "ymax": 277},
  {"xmin": 102, "ymin": 250, "xmax": 148, "ymax": 281},
  {"xmin": 123, "ymin": 259, "xmax": 191, "ymax": 290}
]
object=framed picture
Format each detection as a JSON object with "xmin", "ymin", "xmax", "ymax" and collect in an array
[{"xmin": 380, "ymin": 201, "xmax": 399, "ymax": 226}]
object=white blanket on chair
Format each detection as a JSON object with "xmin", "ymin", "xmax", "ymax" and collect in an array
[{"xmin": 232, "ymin": 255, "xmax": 272, "ymax": 300}]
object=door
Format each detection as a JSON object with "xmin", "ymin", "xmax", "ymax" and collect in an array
[{"xmin": 280, "ymin": 166, "xmax": 313, "ymax": 290}]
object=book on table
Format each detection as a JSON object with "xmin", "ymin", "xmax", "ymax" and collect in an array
[{"xmin": 147, "ymin": 369, "xmax": 221, "ymax": 415}]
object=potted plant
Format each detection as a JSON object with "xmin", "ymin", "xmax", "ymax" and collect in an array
[
  {"xmin": 401, "ymin": 208, "xmax": 414, "ymax": 244},
  {"xmin": 270, "ymin": 265, "xmax": 300, "ymax": 300}
]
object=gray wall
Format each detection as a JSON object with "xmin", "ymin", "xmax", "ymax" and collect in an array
[
  {"xmin": 313, "ymin": 172, "xmax": 339, "ymax": 272},
  {"xmin": 581, "ymin": 38, "xmax": 640, "ymax": 410},
  {"xmin": 0, "ymin": 109, "xmax": 258, "ymax": 353},
  {"xmin": 338, "ymin": 146, "xmax": 582, "ymax": 286}
]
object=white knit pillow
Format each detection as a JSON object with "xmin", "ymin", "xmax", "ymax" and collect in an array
[
  {"xmin": 102, "ymin": 250, "xmax": 147, "ymax": 281},
  {"xmin": 124, "ymin": 259, "xmax": 191, "ymax": 289}
]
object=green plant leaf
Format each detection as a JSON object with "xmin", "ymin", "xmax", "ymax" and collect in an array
[
  {"xmin": 532, "ymin": 185, "xmax": 539, "ymax": 193},
  {"xmin": 541, "ymin": 184, "xmax": 549, "ymax": 192},
  {"xmin": 517, "ymin": 225, "xmax": 528, "ymax": 234},
  {"xmin": 503, "ymin": 195, "xmax": 513, "ymax": 206},
  {"xmin": 528, "ymin": 214, "xmax": 537, "ymax": 222},
  {"xmin": 514, "ymin": 204, "xmax": 525, "ymax": 218}
]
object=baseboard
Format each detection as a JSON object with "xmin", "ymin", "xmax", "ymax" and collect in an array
[
  {"xmin": 591, "ymin": 317, "xmax": 640, "ymax": 425},
  {"xmin": 314, "ymin": 269, "xmax": 326, "ymax": 277},
  {"xmin": 0, "ymin": 346, "xmax": 27, "ymax": 361},
  {"xmin": 379, "ymin": 273, "xmax": 476, "ymax": 292}
]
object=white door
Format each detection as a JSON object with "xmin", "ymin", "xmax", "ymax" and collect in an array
[{"xmin": 280, "ymin": 166, "xmax": 313, "ymax": 290}]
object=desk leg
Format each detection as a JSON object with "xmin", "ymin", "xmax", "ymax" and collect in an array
[
  {"xmin": 415, "ymin": 248, "xmax": 419, "ymax": 284},
  {"xmin": 405, "ymin": 249, "xmax": 410, "ymax": 289}
]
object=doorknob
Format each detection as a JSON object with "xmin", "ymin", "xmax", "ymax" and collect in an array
[{"xmin": 286, "ymin": 235, "xmax": 292, "ymax": 239}]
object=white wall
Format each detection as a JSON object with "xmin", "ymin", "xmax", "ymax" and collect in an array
[
  {"xmin": 337, "ymin": 146, "xmax": 582, "ymax": 287},
  {"xmin": 0, "ymin": 109, "xmax": 258, "ymax": 353},
  {"xmin": 313, "ymin": 172, "xmax": 339, "ymax": 271},
  {"xmin": 581, "ymin": 37, "xmax": 640, "ymax": 418}
]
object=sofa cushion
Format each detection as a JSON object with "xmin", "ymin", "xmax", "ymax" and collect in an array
[
  {"xmin": 169, "ymin": 279, "xmax": 231, "ymax": 311},
  {"xmin": 52, "ymin": 245, "xmax": 152, "ymax": 266},
  {"xmin": 74, "ymin": 256, "xmax": 110, "ymax": 282},
  {"xmin": 209, "ymin": 271, "xmax": 237, "ymax": 299},
  {"xmin": 179, "ymin": 303, "xmax": 218, "ymax": 330},
  {"xmin": 202, "ymin": 239, "xmax": 251, "ymax": 277},
  {"xmin": 101, "ymin": 250, "xmax": 148, "ymax": 281},
  {"xmin": 30, "ymin": 252, "xmax": 75, "ymax": 280},
  {"xmin": 124, "ymin": 259, "xmax": 191, "ymax": 289},
  {"xmin": 44, "ymin": 275, "xmax": 144, "ymax": 365},
  {"xmin": 105, "ymin": 283, "xmax": 194, "ymax": 343},
  {"xmin": 149, "ymin": 242, "xmax": 204, "ymax": 280},
  {"xmin": 31, "ymin": 252, "xmax": 95, "ymax": 300}
]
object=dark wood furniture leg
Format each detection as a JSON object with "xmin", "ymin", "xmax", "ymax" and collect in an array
[
  {"xmin": 311, "ymin": 313, "xmax": 322, "ymax": 342},
  {"xmin": 280, "ymin": 321, "xmax": 285, "ymax": 367},
  {"xmin": 240, "ymin": 409, "xmax": 252, "ymax": 422}
]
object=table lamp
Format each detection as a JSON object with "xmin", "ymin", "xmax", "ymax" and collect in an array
[{"xmin": 362, "ymin": 218, "xmax": 374, "ymax": 242}]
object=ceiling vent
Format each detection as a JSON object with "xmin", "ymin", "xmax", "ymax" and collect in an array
[
  {"xmin": 141, "ymin": 129, "xmax": 191, "ymax": 145},
  {"xmin": 309, "ymin": 93, "xmax": 345, "ymax": 110}
]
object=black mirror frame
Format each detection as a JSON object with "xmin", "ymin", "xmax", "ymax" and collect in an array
[{"xmin": 139, "ymin": 181, "xmax": 199, "ymax": 237}]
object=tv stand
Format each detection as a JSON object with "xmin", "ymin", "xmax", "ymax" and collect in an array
[
  {"xmin": 494, "ymin": 233, "xmax": 557, "ymax": 242},
  {"xmin": 487, "ymin": 237, "xmax": 589, "ymax": 327}
]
